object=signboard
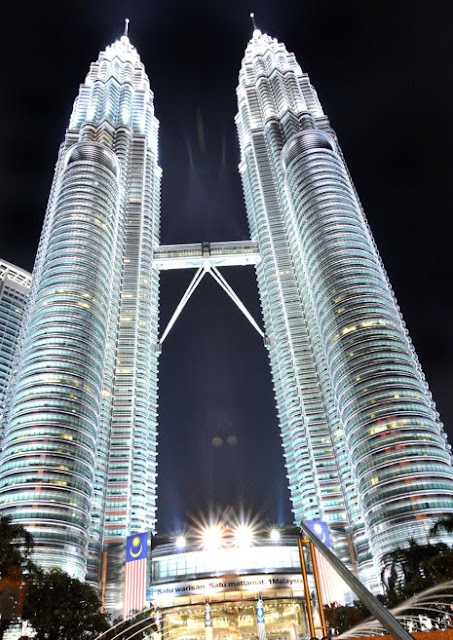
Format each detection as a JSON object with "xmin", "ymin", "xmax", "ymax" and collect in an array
[{"xmin": 149, "ymin": 573, "xmax": 305, "ymax": 604}]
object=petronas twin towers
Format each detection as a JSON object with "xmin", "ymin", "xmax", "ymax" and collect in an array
[{"xmin": 1, "ymin": 24, "xmax": 453, "ymax": 590}]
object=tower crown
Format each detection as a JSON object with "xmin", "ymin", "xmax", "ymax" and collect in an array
[
  {"xmin": 68, "ymin": 27, "xmax": 157, "ymax": 137},
  {"xmin": 246, "ymin": 13, "xmax": 280, "ymax": 56},
  {"xmin": 241, "ymin": 30, "xmax": 302, "ymax": 83},
  {"xmin": 104, "ymin": 33, "xmax": 140, "ymax": 64}
]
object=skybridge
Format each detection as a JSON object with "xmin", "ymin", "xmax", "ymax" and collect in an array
[
  {"xmin": 154, "ymin": 240, "xmax": 264, "ymax": 346},
  {"xmin": 153, "ymin": 240, "xmax": 260, "ymax": 270}
]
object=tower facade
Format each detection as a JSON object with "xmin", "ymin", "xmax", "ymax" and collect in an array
[
  {"xmin": 0, "ymin": 34, "xmax": 161, "ymax": 582},
  {"xmin": 1, "ymin": 24, "xmax": 453, "ymax": 595},
  {"xmin": 236, "ymin": 28, "xmax": 453, "ymax": 583},
  {"xmin": 0, "ymin": 261, "xmax": 31, "ymax": 434}
]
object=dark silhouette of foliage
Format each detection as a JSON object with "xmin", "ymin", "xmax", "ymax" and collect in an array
[
  {"xmin": 22, "ymin": 568, "xmax": 109, "ymax": 640},
  {"xmin": 381, "ymin": 539, "xmax": 453, "ymax": 605},
  {"xmin": 0, "ymin": 516, "xmax": 35, "ymax": 640},
  {"xmin": 325, "ymin": 540, "xmax": 453, "ymax": 635},
  {"xmin": 0, "ymin": 517, "xmax": 110, "ymax": 640},
  {"xmin": 324, "ymin": 601, "xmax": 369, "ymax": 635},
  {"xmin": 0, "ymin": 515, "xmax": 33, "ymax": 578},
  {"xmin": 430, "ymin": 514, "xmax": 453, "ymax": 537}
]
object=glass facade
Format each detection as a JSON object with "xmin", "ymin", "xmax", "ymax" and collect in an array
[
  {"xmin": 154, "ymin": 241, "xmax": 260, "ymax": 270},
  {"xmin": 148, "ymin": 533, "xmax": 313, "ymax": 640},
  {"xmin": 160, "ymin": 600, "xmax": 306, "ymax": 640},
  {"xmin": 0, "ymin": 24, "xmax": 452, "ymax": 598},
  {"xmin": 153, "ymin": 545, "xmax": 301, "ymax": 582},
  {"xmin": 235, "ymin": 29, "xmax": 453, "ymax": 585},
  {"xmin": 0, "ymin": 35, "xmax": 161, "ymax": 582},
  {"xmin": 0, "ymin": 261, "xmax": 31, "ymax": 442}
]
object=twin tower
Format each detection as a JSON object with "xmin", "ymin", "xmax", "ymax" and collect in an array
[{"xmin": 1, "ymin": 26, "xmax": 453, "ymax": 590}]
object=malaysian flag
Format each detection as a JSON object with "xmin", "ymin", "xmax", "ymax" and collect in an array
[
  {"xmin": 305, "ymin": 520, "xmax": 331, "ymax": 548},
  {"xmin": 305, "ymin": 520, "xmax": 347, "ymax": 604},
  {"xmin": 123, "ymin": 532, "xmax": 148, "ymax": 619}
]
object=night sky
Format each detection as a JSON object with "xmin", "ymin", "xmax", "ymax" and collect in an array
[{"xmin": 1, "ymin": 1, "xmax": 453, "ymax": 533}]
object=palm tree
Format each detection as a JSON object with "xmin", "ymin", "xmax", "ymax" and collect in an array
[
  {"xmin": 381, "ymin": 539, "xmax": 451, "ymax": 604},
  {"xmin": 430, "ymin": 513, "xmax": 453, "ymax": 538}
]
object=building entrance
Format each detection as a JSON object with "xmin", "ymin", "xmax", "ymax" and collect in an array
[{"xmin": 162, "ymin": 599, "xmax": 306, "ymax": 640}]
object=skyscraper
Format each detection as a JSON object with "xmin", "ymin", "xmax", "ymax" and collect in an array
[
  {"xmin": 1, "ymin": 20, "xmax": 452, "ymax": 597},
  {"xmin": 0, "ymin": 31, "xmax": 161, "ymax": 583},
  {"xmin": 236, "ymin": 25, "xmax": 453, "ymax": 586},
  {"xmin": 0, "ymin": 260, "xmax": 31, "ymax": 433}
]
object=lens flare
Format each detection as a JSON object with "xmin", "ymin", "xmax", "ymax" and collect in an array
[
  {"xmin": 202, "ymin": 525, "xmax": 223, "ymax": 551},
  {"xmin": 175, "ymin": 535, "xmax": 186, "ymax": 549},
  {"xmin": 234, "ymin": 524, "xmax": 254, "ymax": 548}
]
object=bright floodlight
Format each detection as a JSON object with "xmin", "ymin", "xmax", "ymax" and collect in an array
[
  {"xmin": 235, "ymin": 525, "xmax": 254, "ymax": 548},
  {"xmin": 270, "ymin": 529, "xmax": 280, "ymax": 542},
  {"xmin": 202, "ymin": 525, "xmax": 222, "ymax": 551},
  {"xmin": 175, "ymin": 535, "xmax": 186, "ymax": 549}
]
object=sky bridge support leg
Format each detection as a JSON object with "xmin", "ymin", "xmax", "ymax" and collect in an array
[
  {"xmin": 159, "ymin": 262, "xmax": 264, "ymax": 346},
  {"xmin": 209, "ymin": 265, "xmax": 264, "ymax": 338},
  {"xmin": 160, "ymin": 266, "xmax": 206, "ymax": 345}
]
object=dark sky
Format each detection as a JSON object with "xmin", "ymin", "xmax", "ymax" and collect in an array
[{"xmin": 1, "ymin": 0, "xmax": 453, "ymax": 533}]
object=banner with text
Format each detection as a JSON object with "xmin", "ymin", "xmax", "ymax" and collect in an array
[{"xmin": 149, "ymin": 573, "xmax": 305, "ymax": 604}]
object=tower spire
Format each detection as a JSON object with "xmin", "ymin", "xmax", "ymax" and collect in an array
[
  {"xmin": 250, "ymin": 12, "xmax": 257, "ymax": 30},
  {"xmin": 124, "ymin": 18, "xmax": 130, "ymax": 37}
]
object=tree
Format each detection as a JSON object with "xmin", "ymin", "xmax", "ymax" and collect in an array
[
  {"xmin": 23, "ymin": 569, "xmax": 109, "ymax": 640},
  {"xmin": 0, "ymin": 516, "xmax": 34, "ymax": 640},
  {"xmin": 0, "ymin": 515, "xmax": 33, "ymax": 577},
  {"xmin": 381, "ymin": 540, "xmax": 453, "ymax": 605},
  {"xmin": 430, "ymin": 514, "xmax": 453, "ymax": 537},
  {"xmin": 324, "ymin": 601, "xmax": 369, "ymax": 635}
]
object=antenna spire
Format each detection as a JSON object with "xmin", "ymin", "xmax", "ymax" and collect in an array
[
  {"xmin": 250, "ymin": 12, "xmax": 257, "ymax": 30},
  {"xmin": 124, "ymin": 18, "xmax": 130, "ymax": 37}
]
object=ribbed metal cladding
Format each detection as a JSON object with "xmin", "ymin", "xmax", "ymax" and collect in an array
[
  {"xmin": 282, "ymin": 134, "xmax": 453, "ymax": 559},
  {"xmin": 0, "ymin": 262, "xmax": 31, "ymax": 437},
  {"xmin": 236, "ymin": 30, "xmax": 373, "ymax": 586},
  {"xmin": 0, "ymin": 142, "xmax": 119, "ymax": 579},
  {"xmin": 65, "ymin": 142, "xmax": 120, "ymax": 175},
  {"xmin": 282, "ymin": 130, "xmax": 335, "ymax": 169},
  {"xmin": 0, "ymin": 35, "xmax": 162, "ymax": 593}
]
